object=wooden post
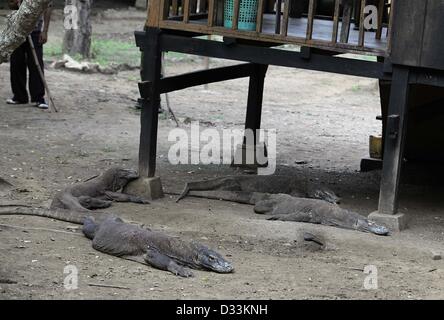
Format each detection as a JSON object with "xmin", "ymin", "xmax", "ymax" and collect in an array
[
  {"xmin": 138, "ymin": 29, "xmax": 162, "ymax": 178},
  {"xmin": 244, "ymin": 64, "xmax": 268, "ymax": 146},
  {"xmin": 377, "ymin": 66, "xmax": 410, "ymax": 214}
]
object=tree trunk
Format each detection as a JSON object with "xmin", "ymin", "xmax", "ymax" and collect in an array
[
  {"xmin": 63, "ymin": 0, "xmax": 93, "ymax": 58},
  {"xmin": 0, "ymin": 0, "xmax": 52, "ymax": 64}
]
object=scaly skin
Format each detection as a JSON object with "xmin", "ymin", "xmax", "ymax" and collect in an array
[
  {"xmin": 177, "ymin": 175, "xmax": 340, "ymax": 204},
  {"xmin": 50, "ymin": 167, "xmax": 149, "ymax": 212},
  {"xmin": 0, "ymin": 205, "xmax": 234, "ymax": 277}
]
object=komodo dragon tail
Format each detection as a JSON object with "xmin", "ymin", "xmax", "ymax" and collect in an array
[{"xmin": 0, "ymin": 205, "xmax": 108, "ymax": 225}]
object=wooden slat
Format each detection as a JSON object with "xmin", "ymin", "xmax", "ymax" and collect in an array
[
  {"xmin": 159, "ymin": 20, "xmax": 388, "ymax": 56},
  {"xmin": 281, "ymin": 0, "xmax": 291, "ymax": 36},
  {"xmin": 275, "ymin": 0, "xmax": 282, "ymax": 34},
  {"xmin": 208, "ymin": 0, "xmax": 215, "ymax": 26},
  {"xmin": 232, "ymin": 0, "xmax": 240, "ymax": 30},
  {"xmin": 386, "ymin": 0, "xmax": 394, "ymax": 52},
  {"xmin": 340, "ymin": 0, "xmax": 353, "ymax": 43},
  {"xmin": 358, "ymin": 0, "xmax": 366, "ymax": 46},
  {"xmin": 172, "ymin": 0, "xmax": 179, "ymax": 16},
  {"xmin": 306, "ymin": 0, "xmax": 317, "ymax": 40},
  {"xmin": 256, "ymin": 0, "xmax": 265, "ymax": 33},
  {"xmin": 375, "ymin": 0, "xmax": 385, "ymax": 39},
  {"xmin": 332, "ymin": 0, "xmax": 340, "ymax": 43},
  {"xmin": 183, "ymin": 0, "xmax": 191, "ymax": 23}
]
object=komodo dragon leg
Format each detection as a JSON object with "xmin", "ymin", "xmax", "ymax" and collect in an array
[
  {"xmin": 55, "ymin": 193, "xmax": 91, "ymax": 212},
  {"xmin": 103, "ymin": 191, "xmax": 150, "ymax": 204},
  {"xmin": 144, "ymin": 248, "xmax": 194, "ymax": 277},
  {"xmin": 78, "ymin": 196, "xmax": 113, "ymax": 210}
]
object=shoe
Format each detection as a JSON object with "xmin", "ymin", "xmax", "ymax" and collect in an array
[
  {"xmin": 36, "ymin": 101, "xmax": 49, "ymax": 109},
  {"xmin": 6, "ymin": 98, "xmax": 27, "ymax": 105}
]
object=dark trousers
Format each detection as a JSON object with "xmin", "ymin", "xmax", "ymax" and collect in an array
[{"xmin": 10, "ymin": 31, "xmax": 45, "ymax": 103}]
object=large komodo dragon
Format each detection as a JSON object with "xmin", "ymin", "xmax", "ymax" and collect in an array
[
  {"xmin": 51, "ymin": 167, "xmax": 150, "ymax": 212},
  {"xmin": 177, "ymin": 180, "xmax": 389, "ymax": 235},
  {"xmin": 0, "ymin": 206, "xmax": 234, "ymax": 277},
  {"xmin": 177, "ymin": 175, "xmax": 341, "ymax": 204}
]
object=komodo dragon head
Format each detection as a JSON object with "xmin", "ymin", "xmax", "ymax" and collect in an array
[
  {"xmin": 102, "ymin": 167, "xmax": 139, "ymax": 191},
  {"xmin": 189, "ymin": 242, "xmax": 234, "ymax": 273}
]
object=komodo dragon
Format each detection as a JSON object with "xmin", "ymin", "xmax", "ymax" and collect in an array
[
  {"xmin": 176, "ymin": 190, "xmax": 389, "ymax": 236},
  {"xmin": 51, "ymin": 167, "xmax": 149, "ymax": 212},
  {"xmin": 0, "ymin": 205, "xmax": 234, "ymax": 277},
  {"xmin": 176, "ymin": 175, "xmax": 340, "ymax": 204}
]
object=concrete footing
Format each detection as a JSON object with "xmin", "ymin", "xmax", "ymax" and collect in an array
[
  {"xmin": 231, "ymin": 143, "xmax": 268, "ymax": 169},
  {"xmin": 123, "ymin": 177, "xmax": 164, "ymax": 201},
  {"xmin": 368, "ymin": 212, "xmax": 408, "ymax": 232}
]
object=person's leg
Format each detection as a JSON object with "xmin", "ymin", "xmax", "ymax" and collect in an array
[
  {"xmin": 27, "ymin": 31, "xmax": 46, "ymax": 106},
  {"xmin": 9, "ymin": 41, "xmax": 29, "ymax": 104}
]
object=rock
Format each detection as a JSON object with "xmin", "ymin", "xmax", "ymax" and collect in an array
[{"xmin": 431, "ymin": 250, "xmax": 442, "ymax": 260}]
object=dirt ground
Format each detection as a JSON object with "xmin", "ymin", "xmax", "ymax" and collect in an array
[{"xmin": 0, "ymin": 9, "xmax": 443, "ymax": 300}]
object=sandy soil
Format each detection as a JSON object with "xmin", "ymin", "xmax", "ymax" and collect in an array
[{"xmin": 0, "ymin": 9, "xmax": 443, "ymax": 300}]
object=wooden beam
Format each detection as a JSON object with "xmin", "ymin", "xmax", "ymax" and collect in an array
[
  {"xmin": 160, "ymin": 34, "xmax": 387, "ymax": 79},
  {"xmin": 139, "ymin": 63, "xmax": 258, "ymax": 96}
]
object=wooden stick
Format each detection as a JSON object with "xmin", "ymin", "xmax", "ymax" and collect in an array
[
  {"xmin": 27, "ymin": 35, "xmax": 58, "ymax": 113},
  {"xmin": 0, "ymin": 223, "xmax": 83, "ymax": 236},
  {"xmin": 88, "ymin": 283, "xmax": 131, "ymax": 290}
]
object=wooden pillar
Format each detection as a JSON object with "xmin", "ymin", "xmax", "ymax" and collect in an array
[
  {"xmin": 244, "ymin": 64, "xmax": 268, "ymax": 145},
  {"xmin": 377, "ymin": 66, "xmax": 410, "ymax": 214},
  {"xmin": 138, "ymin": 29, "xmax": 162, "ymax": 178}
]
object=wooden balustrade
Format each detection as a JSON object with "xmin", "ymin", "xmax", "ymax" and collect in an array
[{"xmin": 148, "ymin": 0, "xmax": 394, "ymax": 56}]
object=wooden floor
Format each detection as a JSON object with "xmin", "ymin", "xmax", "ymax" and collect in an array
[{"xmin": 188, "ymin": 14, "xmax": 388, "ymax": 51}]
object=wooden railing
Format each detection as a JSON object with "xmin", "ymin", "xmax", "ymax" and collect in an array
[{"xmin": 147, "ymin": 0, "xmax": 394, "ymax": 56}]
